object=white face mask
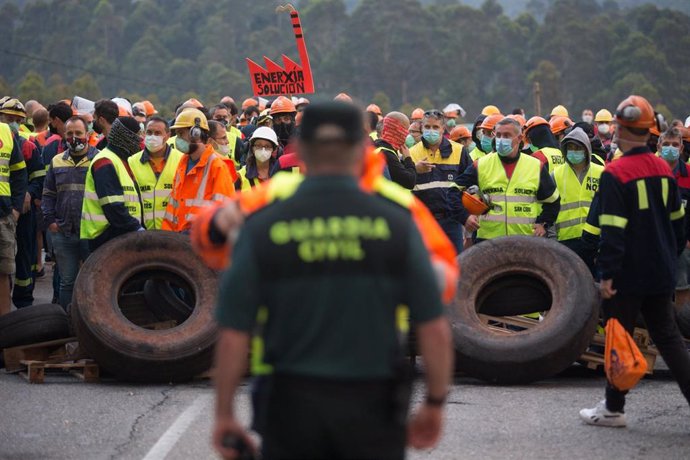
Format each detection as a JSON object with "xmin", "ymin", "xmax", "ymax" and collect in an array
[
  {"xmin": 598, "ymin": 123, "xmax": 610, "ymax": 135},
  {"xmin": 145, "ymin": 135, "xmax": 164, "ymax": 152},
  {"xmin": 215, "ymin": 142, "xmax": 230, "ymax": 156},
  {"xmin": 582, "ymin": 115, "xmax": 593, "ymax": 124},
  {"xmin": 254, "ymin": 147, "xmax": 272, "ymax": 163}
]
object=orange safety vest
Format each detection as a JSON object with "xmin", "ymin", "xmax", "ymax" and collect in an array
[
  {"xmin": 190, "ymin": 147, "xmax": 459, "ymax": 304},
  {"xmin": 162, "ymin": 144, "xmax": 236, "ymax": 233}
]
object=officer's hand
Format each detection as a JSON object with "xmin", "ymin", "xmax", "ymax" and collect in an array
[
  {"xmin": 48, "ymin": 223, "xmax": 59, "ymax": 233},
  {"xmin": 11, "ymin": 209, "xmax": 19, "ymax": 222},
  {"xmin": 22, "ymin": 192, "xmax": 31, "ymax": 214},
  {"xmin": 212, "ymin": 416, "xmax": 257, "ymax": 460},
  {"xmin": 600, "ymin": 279, "xmax": 617, "ymax": 299},
  {"xmin": 415, "ymin": 158, "xmax": 435, "ymax": 174},
  {"xmin": 533, "ymin": 223, "xmax": 546, "ymax": 237},
  {"xmin": 408, "ymin": 404, "xmax": 443, "ymax": 450},
  {"xmin": 214, "ymin": 202, "xmax": 245, "ymax": 243},
  {"xmin": 464, "ymin": 215, "xmax": 480, "ymax": 232}
]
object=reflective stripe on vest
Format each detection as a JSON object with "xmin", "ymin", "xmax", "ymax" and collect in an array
[
  {"xmin": 80, "ymin": 148, "xmax": 142, "ymax": 240},
  {"xmin": 477, "ymin": 152, "xmax": 541, "ymax": 239},
  {"xmin": 553, "ymin": 162, "xmax": 603, "ymax": 241},
  {"xmin": 128, "ymin": 149, "xmax": 183, "ymax": 230}
]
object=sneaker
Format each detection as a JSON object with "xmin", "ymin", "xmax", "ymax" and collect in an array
[{"xmin": 579, "ymin": 400, "xmax": 627, "ymax": 427}]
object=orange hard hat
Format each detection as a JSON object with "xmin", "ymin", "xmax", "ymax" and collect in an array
[
  {"xmin": 334, "ymin": 93, "xmax": 353, "ymax": 103},
  {"xmin": 366, "ymin": 104, "xmax": 382, "ymax": 116},
  {"xmin": 242, "ymin": 98, "xmax": 258, "ymax": 109},
  {"xmin": 450, "ymin": 125, "xmax": 471, "ymax": 142},
  {"xmin": 524, "ymin": 116, "xmax": 550, "ymax": 133},
  {"xmin": 615, "ymin": 95, "xmax": 655, "ymax": 130},
  {"xmin": 270, "ymin": 96, "xmax": 297, "ymax": 115},
  {"xmin": 479, "ymin": 114, "xmax": 503, "ymax": 131},
  {"xmin": 184, "ymin": 98, "xmax": 204, "ymax": 109},
  {"xmin": 481, "ymin": 105, "xmax": 501, "ymax": 116},
  {"xmin": 650, "ymin": 125, "xmax": 660, "ymax": 137},
  {"xmin": 549, "ymin": 116, "xmax": 573, "ymax": 135},
  {"xmin": 507, "ymin": 114, "xmax": 526, "ymax": 128},
  {"xmin": 462, "ymin": 192, "xmax": 489, "ymax": 215},
  {"xmin": 411, "ymin": 108, "xmax": 425, "ymax": 121},
  {"xmin": 141, "ymin": 100, "xmax": 157, "ymax": 116},
  {"xmin": 295, "ymin": 111, "xmax": 304, "ymax": 127}
]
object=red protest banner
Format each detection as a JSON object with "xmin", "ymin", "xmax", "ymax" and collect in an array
[{"xmin": 246, "ymin": 4, "xmax": 315, "ymax": 97}]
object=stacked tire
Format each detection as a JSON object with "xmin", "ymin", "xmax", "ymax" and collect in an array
[
  {"xmin": 72, "ymin": 231, "xmax": 218, "ymax": 382},
  {"xmin": 450, "ymin": 236, "xmax": 600, "ymax": 384}
]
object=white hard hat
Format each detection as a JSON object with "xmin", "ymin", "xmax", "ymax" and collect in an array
[
  {"xmin": 685, "ymin": 116, "xmax": 690, "ymax": 128},
  {"xmin": 443, "ymin": 103, "xmax": 466, "ymax": 118},
  {"xmin": 111, "ymin": 97, "xmax": 132, "ymax": 116},
  {"xmin": 250, "ymin": 126, "xmax": 278, "ymax": 147}
]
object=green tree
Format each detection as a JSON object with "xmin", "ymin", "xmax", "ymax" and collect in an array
[{"xmin": 16, "ymin": 71, "xmax": 48, "ymax": 103}]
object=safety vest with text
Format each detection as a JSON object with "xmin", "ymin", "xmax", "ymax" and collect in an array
[
  {"xmin": 477, "ymin": 152, "xmax": 542, "ymax": 239},
  {"xmin": 81, "ymin": 149, "xmax": 142, "ymax": 240},
  {"xmin": 538, "ymin": 147, "xmax": 566, "ymax": 173},
  {"xmin": 553, "ymin": 162, "xmax": 604, "ymax": 241},
  {"xmin": 128, "ymin": 147, "xmax": 183, "ymax": 230}
]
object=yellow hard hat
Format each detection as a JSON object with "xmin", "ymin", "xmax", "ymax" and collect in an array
[
  {"xmin": 594, "ymin": 109, "xmax": 613, "ymax": 123},
  {"xmin": 481, "ymin": 105, "xmax": 501, "ymax": 116},
  {"xmin": 550, "ymin": 105, "xmax": 569, "ymax": 118},
  {"xmin": 0, "ymin": 98, "xmax": 26, "ymax": 118},
  {"xmin": 170, "ymin": 108, "xmax": 209, "ymax": 131}
]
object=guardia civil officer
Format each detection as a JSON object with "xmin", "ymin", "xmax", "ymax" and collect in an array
[{"xmin": 213, "ymin": 102, "xmax": 454, "ymax": 460}]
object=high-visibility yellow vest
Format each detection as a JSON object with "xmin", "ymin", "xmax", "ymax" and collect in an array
[
  {"xmin": 128, "ymin": 148, "xmax": 183, "ymax": 230},
  {"xmin": 470, "ymin": 146, "xmax": 488, "ymax": 161},
  {"xmin": 477, "ymin": 153, "xmax": 543, "ymax": 239},
  {"xmin": 539, "ymin": 147, "xmax": 566, "ymax": 173},
  {"xmin": 0, "ymin": 124, "xmax": 23, "ymax": 197},
  {"xmin": 235, "ymin": 165, "xmax": 261, "ymax": 192},
  {"xmin": 225, "ymin": 129, "xmax": 239, "ymax": 164},
  {"xmin": 80, "ymin": 148, "xmax": 142, "ymax": 240},
  {"xmin": 553, "ymin": 162, "xmax": 603, "ymax": 241}
]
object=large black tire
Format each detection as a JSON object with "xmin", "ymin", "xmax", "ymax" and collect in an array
[
  {"xmin": 0, "ymin": 304, "xmax": 70, "ymax": 349},
  {"xmin": 143, "ymin": 279, "xmax": 194, "ymax": 324},
  {"xmin": 450, "ymin": 236, "xmax": 600, "ymax": 384},
  {"xmin": 72, "ymin": 231, "xmax": 218, "ymax": 383}
]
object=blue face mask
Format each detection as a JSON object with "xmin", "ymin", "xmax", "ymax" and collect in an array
[
  {"xmin": 446, "ymin": 119, "xmax": 457, "ymax": 128},
  {"xmin": 422, "ymin": 130, "xmax": 441, "ymax": 145},
  {"xmin": 8, "ymin": 121, "xmax": 19, "ymax": 133},
  {"xmin": 175, "ymin": 136, "xmax": 190, "ymax": 154},
  {"xmin": 480, "ymin": 135, "xmax": 493, "ymax": 153},
  {"xmin": 495, "ymin": 138, "xmax": 513, "ymax": 157},
  {"xmin": 660, "ymin": 145, "xmax": 680, "ymax": 162},
  {"xmin": 468, "ymin": 142, "xmax": 476, "ymax": 151},
  {"xmin": 566, "ymin": 150, "xmax": 586, "ymax": 165},
  {"xmin": 405, "ymin": 134, "xmax": 416, "ymax": 148}
]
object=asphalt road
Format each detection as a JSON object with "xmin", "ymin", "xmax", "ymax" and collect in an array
[{"xmin": 2, "ymin": 269, "xmax": 690, "ymax": 459}]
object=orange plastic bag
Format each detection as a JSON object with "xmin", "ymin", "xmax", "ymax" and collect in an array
[{"xmin": 604, "ymin": 318, "xmax": 648, "ymax": 391}]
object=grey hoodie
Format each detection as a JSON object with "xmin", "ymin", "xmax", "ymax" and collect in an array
[{"xmin": 560, "ymin": 127, "xmax": 592, "ymax": 158}]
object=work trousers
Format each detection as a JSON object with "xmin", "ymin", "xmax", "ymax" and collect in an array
[
  {"xmin": 602, "ymin": 294, "xmax": 690, "ymax": 412},
  {"xmin": 436, "ymin": 215, "xmax": 463, "ymax": 254},
  {"xmin": 258, "ymin": 374, "xmax": 407, "ymax": 460},
  {"xmin": 51, "ymin": 231, "xmax": 89, "ymax": 309},
  {"xmin": 13, "ymin": 207, "xmax": 36, "ymax": 308}
]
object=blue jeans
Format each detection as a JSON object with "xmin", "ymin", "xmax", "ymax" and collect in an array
[{"xmin": 51, "ymin": 231, "xmax": 90, "ymax": 309}]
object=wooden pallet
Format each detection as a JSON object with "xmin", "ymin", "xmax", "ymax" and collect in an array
[
  {"xmin": 478, "ymin": 315, "xmax": 659, "ymax": 373},
  {"xmin": 3, "ymin": 337, "xmax": 99, "ymax": 383}
]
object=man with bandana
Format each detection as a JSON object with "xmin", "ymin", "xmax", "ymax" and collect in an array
[
  {"xmin": 0, "ymin": 99, "xmax": 45, "ymax": 307},
  {"xmin": 374, "ymin": 112, "xmax": 417, "ymax": 190},
  {"xmin": 43, "ymin": 116, "xmax": 98, "ymax": 309},
  {"xmin": 80, "ymin": 117, "xmax": 145, "ymax": 251}
]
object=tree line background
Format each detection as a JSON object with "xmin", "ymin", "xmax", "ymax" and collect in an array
[{"xmin": 0, "ymin": 0, "xmax": 688, "ymax": 121}]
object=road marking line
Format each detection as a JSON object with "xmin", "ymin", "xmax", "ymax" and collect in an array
[{"xmin": 142, "ymin": 394, "xmax": 212, "ymax": 460}]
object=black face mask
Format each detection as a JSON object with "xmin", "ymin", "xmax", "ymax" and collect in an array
[
  {"xmin": 274, "ymin": 122, "xmax": 295, "ymax": 143},
  {"xmin": 93, "ymin": 118, "xmax": 103, "ymax": 135}
]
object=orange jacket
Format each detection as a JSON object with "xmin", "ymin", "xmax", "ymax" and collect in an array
[
  {"xmin": 191, "ymin": 148, "xmax": 459, "ymax": 303},
  {"xmin": 162, "ymin": 144, "xmax": 236, "ymax": 233}
]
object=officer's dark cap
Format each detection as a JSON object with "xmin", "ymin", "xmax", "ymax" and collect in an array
[{"xmin": 299, "ymin": 102, "xmax": 364, "ymax": 145}]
